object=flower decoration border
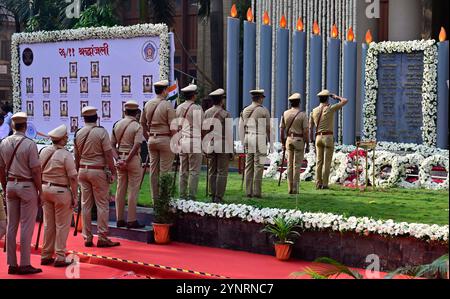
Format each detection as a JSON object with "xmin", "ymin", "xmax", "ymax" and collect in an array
[
  {"xmin": 11, "ymin": 23, "xmax": 170, "ymax": 112},
  {"xmin": 363, "ymin": 40, "xmax": 438, "ymax": 147}
]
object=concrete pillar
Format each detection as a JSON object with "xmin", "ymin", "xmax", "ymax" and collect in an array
[{"xmin": 388, "ymin": 0, "xmax": 422, "ymax": 41}]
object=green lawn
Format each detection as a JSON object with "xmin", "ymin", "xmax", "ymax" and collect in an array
[{"xmin": 111, "ymin": 172, "xmax": 449, "ymax": 225}]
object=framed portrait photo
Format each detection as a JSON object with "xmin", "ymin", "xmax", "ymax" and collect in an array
[
  {"xmin": 102, "ymin": 101, "xmax": 111, "ymax": 119},
  {"xmin": 91, "ymin": 61, "xmax": 99, "ymax": 78},
  {"xmin": 69, "ymin": 62, "xmax": 77, "ymax": 79},
  {"xmin": 42, "ymin": 77, "xmax": 50, "ymax": 94},
  {"xmin": 80, "ymin": 101, "xmax": 89, "ymax": 116},
  {"xmin": 80, "ymin": 77, "xmax": 89, "ymax": 93},
  {"xmin": 43, "ymin": 100, "xmax": 51, "ymax": 117},
  {"xmin": 122, "ymin": 75, "xmax": 131, "ymax": 93},
  {"xmin": 60, "ymin": 77, "xmax": 68, "ymax": 93},
  {"xmin": 101, "ymin": 76, "xmax": 110, "ymax": 93},
  {"xmin": 143, "ymin": 75, "xmax": 153, "ymax": 93},
  {"xmin": 70, "ymin": 117, "xmax": 79, "ymax": 133},
  {"xmin": 26, "ymin": 78, "xmax": 34, "ymax": 94},
  {"xmin": 26, "ymin": 101, "xmax": 34, "ymax": 117},
  {"xmin": 60, "ymin": 100, "xmax": 68, "ymax": 117}
]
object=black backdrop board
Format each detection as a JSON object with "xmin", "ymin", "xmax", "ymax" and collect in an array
[{"xmin": 376, "ymin": 51, "xmax": 424, "ymax": 144}]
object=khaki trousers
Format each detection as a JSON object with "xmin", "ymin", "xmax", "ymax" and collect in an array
[
  {"xmin": 208, "ymin": 153, "xmax": 230, "ymax": 200},
  {"xmin": 0, "ymin": 220, "xmax": 6, "ymax": 241},
  {"xmin": 315, "ymin": 135, "xmax": 335, "ymax": 187},
  {"xmin": 245, "ymin": 152, "xmax": 266, "ymax": 197},
  {"xmin": 286, "ymin": 137, "xmax": 305, "ymax": 194},
  {"xmin": 179, "ymin": 153, "xmax": 202, "ymax": 200},
  {"xmin": 78, "ymin": 169, "xmax": 110, "ymax": 242},
  {"xmin": 149, "ymin": 136, "xmax": 175, "ymax": 201},
  {"xmin": 5, "ymin": 181, "xmax": 38, "ymax": 267},
  {"xmin": 115, "ymin": 155, "xmax": 141, "ymax": 222},
  {"xmin": 41, "ymin": 185, "xmax": 72, "ymax": 261}
]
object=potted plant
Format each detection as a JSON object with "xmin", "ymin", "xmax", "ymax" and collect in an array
[
  {"xmin": 152, "ymin": 173, "xmax": 174, "ymax": 244},
  {"xmin": 261, "ymin": 217, "xmax": 301, "ymax": 261}
]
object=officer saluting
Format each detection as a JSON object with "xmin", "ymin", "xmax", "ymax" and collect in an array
[
  {"xmin": 203, "ymin": 89, "xmax": 233, "ymax": 203},
  {"xmin": 240, "ymin": 90, "xmax": 271, "ymax": 198},
  {"xmin": 75, "ymin": 106, "xmax": 119, "ymax": 248},
  {"xmin": 0, "ymin": 112, "xmax": 43, "ymax": 275},
  {"xmin": 112, "ymin": 100, "xmax": 145, "ymax": 229},
  {"xmin": 40, "ymin": 124, "xmax": 78, "ymax": 267},
  {"xmin": 140, "ymin": 80, "xmax": 177, "ymax": 203},
  {"xmin": 176, "ymin": 84, "xmax": 204, "ymax": 200},
  {"xmin": 280, "ymin": 93, "xmax": 310, "ymax": 194},
  {"xmin": 309, "ymin": 90, "xmax": 348, "ymax": 190}
]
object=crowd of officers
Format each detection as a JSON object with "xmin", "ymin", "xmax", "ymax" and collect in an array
[{"xmin": 0, "ymin": 78, "xmax": 347, "ymax": 275}]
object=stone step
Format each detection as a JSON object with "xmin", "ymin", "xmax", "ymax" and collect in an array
[
  {"xmin": 92, "ymin": 221, "xmax": 154, "ymax": 244},
  {"xmin": 108, "ymin": 205, "xmax": 155, "ymax": 226}
]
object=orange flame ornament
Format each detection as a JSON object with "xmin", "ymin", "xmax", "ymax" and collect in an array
[
  {"xmin": 331, "ymin": 24, "xmax": 338, "ymax": 38},
  {"xmin": 231, "ymin": 4, "xmax": 238, "ymax": 18},
  {"xmin": 439, "ymin": 27, "xmax": 447, "ymax": 42},
  {"xmin": 246, "ymin": 8, "xmax": 253, "ymax": 22},
  {"xmin": 347, "ymin": 27, "xmax": 355, "ymax": 42},
  {"xmin": 296, "ymin": 18, "xmax": 304, "ymax": 31},
  {"xmin": 263, "ymin": 11, "xmax": 270, "ymax": 25},
  {"xmin": 313, "ymin": 21, "xmax": 320, "ymax": 35},
  {"xmin": 365, "ymin": 29, "xmax": 373, "ymax": 44},
  {"xmin": 280, "ymin": 15, "xmax": 287, "ymax": 29}
]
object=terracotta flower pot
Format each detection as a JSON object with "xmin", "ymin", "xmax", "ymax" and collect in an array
[
  {"xmin": 152, "ymin": 223, "xmax": 172, "ymax": 244},
  {"xmin": 74, "ymin": 213, "xmax": 82, "ymax": 232},
  {"xmin": 274, "ymin": 242, "xmax": 293, "ymax": 261}
]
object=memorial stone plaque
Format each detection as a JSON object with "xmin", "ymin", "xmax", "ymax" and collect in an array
[{"xmin": 376, "ymin": 51, "xmax": 424, "ymax": 144}]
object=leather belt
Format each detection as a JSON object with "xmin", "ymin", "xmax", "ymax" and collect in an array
[
  {"xmin": 43, "ymin": 181, "xmax": 68, "ymax": 188},
  {"xmin": 118, "ymin": 151, "xmax": 129, "ymax": 156},
  {"xmin": 289, "ymin": 133, "xmax": 303, "ymax": 138},
  {"xmin": 7, "ymin": 177, "xmax": 33, "ymax": 183},
  {"xmin": 151, "ymin": 133, "xmax": 171, "ymax": 137},
  {"xmin": 79, "ymin": 165, "xmax": 105, "ymax": 170},
  {"xmin": 316, "ymin": 131, "xmax": 333, "ymax": 136}
]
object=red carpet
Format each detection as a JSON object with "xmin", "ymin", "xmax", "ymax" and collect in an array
[{"xmin": 0, "ymin": 223, "xmax": 404, "ymax": 279}]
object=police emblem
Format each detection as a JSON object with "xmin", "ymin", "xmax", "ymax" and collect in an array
[{"xmin": 142, "ymin": 41, "xmax": 158, "ymax": 62}]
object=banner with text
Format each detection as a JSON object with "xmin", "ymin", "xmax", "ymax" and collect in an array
[{"xmin": 19, "ymin": 36, "xmax": 163, "ymax": 138}]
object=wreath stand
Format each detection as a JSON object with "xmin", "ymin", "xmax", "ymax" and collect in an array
[{"xmin": 356, "ymin": 140, "xmax": 377, "ymax": 191}]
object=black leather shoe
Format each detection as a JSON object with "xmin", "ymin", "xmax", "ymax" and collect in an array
[
  {"xmin": 41, "ymin": 258, "xmax": 55, "ymax": 266},
  {"xmin": 85, "ymin": 241, "xmax": 94, "ymax": 247},
  {"xmin": 127, "ymin": 221, "xmax": 145, "ymax": 229},
  {"xmin": 97, "ymin": 239, "xmax": 121, "ymax": 248},
  {"xmin": 18, "ymin": 265, "xmax": 42, "ymax": 275},
  {"xmin": 8, "ymin": 266, "xmax": 19, "ymax": 275},
  {"xmin": 116, "ymin": 220, "xmax": 127, "ymax": 228},
  {"xmin": 54, "ymin": 260, "xmax": 74, "ymax": 268}
]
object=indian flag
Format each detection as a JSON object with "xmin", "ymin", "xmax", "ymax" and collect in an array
[{"xmin": 167, "ymin": 80, "xmax": 179, "ymax": 106}]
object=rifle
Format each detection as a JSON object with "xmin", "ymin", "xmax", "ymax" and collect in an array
[
  {"xmin": 73, "ymin": 187, "xmax": 81, "ymax": 237},
  {"xmin": 34, "ymin": 206, "xmax": 43, "ymax": 250},
  {"xmin": 172, "ymin": 154, "xmax": 179, "ymax": 191},
  {"xmin": 205, "ymin": 157, "xmax": 209, "ymax": 197},
  {"xmin": 1, "ymin": 190, "xmax": 6, "ymax": 252},
  {"xmin": 278, "ymin": 145, "xmax": 287, "ymax": 187},
  {"xmin": 241, "ymin": 152, "xmax": 245, "ymax": 191},
  {"xmin": 140, "ymin": 155, "xmax": 150, "ymax": 189}
]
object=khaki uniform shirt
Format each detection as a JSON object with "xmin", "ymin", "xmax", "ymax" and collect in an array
[
  {"xmin": 204, "ymin": 105, "xmax": 232, "ymax": 152},
  {"xmin": 241, "ymin": 103, "xmax": 271, "ymax": 135},
  {"xmin": 0, "ymin": 132, "xmax": 40, "ymax": 179},
  {"xmin": 40, "ymin": 144, "xmax": 77, "ymax": 186},
  {"xmin": 111, "ymin": 116, "xmax": 143, "ymax": 153},
  {"xmin": 310, "ymin": 103, "xmax": 341, "ymax": 133},
  {"xmin": 75, "ymin": 123, "xmax": 112, "ymax": 166},
  {"xmin": 0, "ymin": 191, "xmax": 6, "ymax": 221},
  {"xmin": 141, "ymin": 95, "xmax": 176, "ymax": 135},
  {"xmin": 280, "ymin": 108, "xmax": 308, "ymax": 135},
  {"xmin": 176, "ymin": 100, "xmax": 204, "ymax": 138}
]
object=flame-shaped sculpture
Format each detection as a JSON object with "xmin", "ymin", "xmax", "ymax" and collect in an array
[
  {"xmin": 231, "ymin": 4, "xmax": 238, "ymax": 18},
  {"xmin": 313, "ymin": 21, "xmax": 320, "ymax": 35},
  {"xmin": 280, "ymin": 15, "xmax": 287, "ymax": 29},
  {"xmin": 347, "ymin": 27, "xmax": 355, "ymax": 42},
  {"xmin": 247, "ymin": 8, "xmax": 253, "ymax": 22},
  {"xmin": 365, "ymin": 29, "xmax": 373, "ymax": 44},
  {"xmin": 439, "ymin": 27, "xmax": 447, "ymax": 42},
  {"xmin": 263, "ymin": 11, "xmax": 270, "ymax": 25},
  {"xmin": 331, "ymin": 24, "xmax": 338, "ymax": 38},
  {"xmin": 296, "ymin": 18, "xmax": 304, "ymax": 31}
]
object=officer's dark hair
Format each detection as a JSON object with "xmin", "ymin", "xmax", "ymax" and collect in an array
[
  {"xmin": 319, "ymin": 96, "xmax": 329, "ymax": 103},
  {"xmin": 290, "ymin": 99, "xmax": 300, "ymax": 108},
  {"xmin": 0, "ymin": 114, "xmax": 4, "ymax": 124},
  {"xmin": 211, "ymin": 96, "xmax": 223, "ymax": 106},
  {"xmin": 1, "ymin": 103, "xmax": 12, "ymax": 113},
  {"xmin": 125, "ymin": 109, "xmax": 139, "ymax": 117},
  {"xmin": 13, "ymin": 122, "xmax": 26, "ymax": 131},
  {"xmin": 83, "ymin": 114, "xmax": 98, "ymax": 123},
  {"xmin": 155, "ymin": 86, "xmax": 166, "ymax": 95}
]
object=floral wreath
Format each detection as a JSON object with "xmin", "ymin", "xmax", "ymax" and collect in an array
[
  {"xmin": 419, "ymin": 155, "xmax": 449, "ymax": 190},
  {"xmin": 11, "ymin": 23, "xmax": 170, "ymax": 112},
  {"xmin": 363, "ymin": 40, "xmax": 438, "ymax": 147},
  {"xmin": 368, "ymin": 151, "xmax": 401, "ymax": 188},
  {"xmin": 397, "ymin": 153, "xmax": 425, "ymax": 189},
  {"xmin": 329, "ymin": 152, "xmax": 348, "ymax": 185},
  {"xmin": 300, "ymin": 151, "xmax": 316, "ymax": 181},
  {"xmin": 343, "ymin": 150, "xmax": 372, "ymax": 187}
]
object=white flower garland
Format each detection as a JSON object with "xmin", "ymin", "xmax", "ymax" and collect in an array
[
  {"xmin": 329, "ymin": 152, "xmax": 348, "ymax": 184},
  {"xmin": 300, "ymin": 151, "xmax": 316, "ymax": 181},
  {"xmin": 397, "ymin": 153, "xmax": 425, "ymax": 189},
  {"xmin": 368, "ymin": 151, "xmax": 401, "ymax": 188},
  {"xmin": 171, "ymin": 199, "xmax": 449, "ymax": 243},
  {"xmin": 363, "ymin": 40, "xmax": 438, "ymax": 147},
  {"xmin": 419, "ymin": 155, "xmax": 449, "ymax": 190},
  {"xmin": 11, "ymin": 23, "xmax": 170, "ymax": 112}
]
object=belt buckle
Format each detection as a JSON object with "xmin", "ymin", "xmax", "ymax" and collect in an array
[{"xmin": 153, "ymin": 133, "xmax": 157, "ymax": 138}]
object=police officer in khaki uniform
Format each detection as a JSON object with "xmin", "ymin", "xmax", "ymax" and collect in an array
[
  {"xmin": 112, "ymin": 100, "xmax": 145, "ymax": 229},
  {"xmin": 140, "ymin": 80, "xmax": 177, "ymax": 203},
  {"xmin": 0, "ymin": 112, "xmax": 43, "ymax": 275},
  {"xmin": 75, "ymin": 106, "xmax": 119, "ymax": 248},
  {"xmin": 280, "ymin": 93, "xmax": 310, "ymax": 194},
  {"xmin": 309, "ymin": 90, "xmax": 348, "ymax": 189},
  {"xmin": 0, "ymin": 191, "xmax": 5, "ymax": 241},
  {"xmin": 240, "ymin": 90, "xmax": 271, "ymax": 198},
  {"xmin": 203, "ymin": 89, "xmax": 233, "ymax": 203},
  {"xmin": 40, "ymin": 125, "xmax": 78, "ymax": 267},
  {"xmin": 176, "ymin": 84, "xmax": 205, "ymax": 200}
]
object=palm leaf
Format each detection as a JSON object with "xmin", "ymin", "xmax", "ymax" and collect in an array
[
  {"xmin": 311, "ymin": 257, "xmax": 364, "ymax": 279},
  {"xmin": 386, "ymin": 254, "xmax": 449, "ymax": 279}
]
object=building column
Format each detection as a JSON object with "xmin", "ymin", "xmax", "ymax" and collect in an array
[{"xmin": 388, "ymin": 0, "xmax": 423, "ymax": 41}]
